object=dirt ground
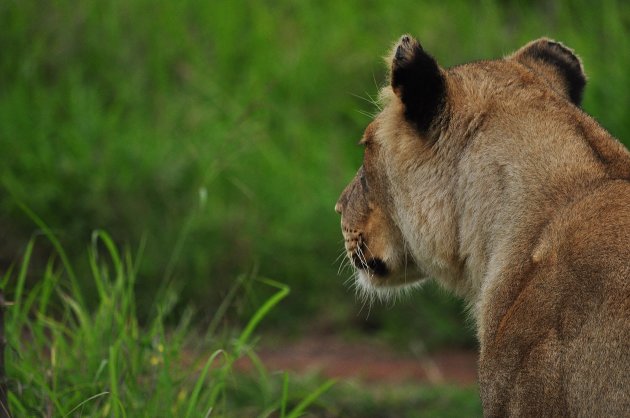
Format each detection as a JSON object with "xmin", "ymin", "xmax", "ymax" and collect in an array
[{"xmin": 235, "ymin": 335, "xmax": 478, "ymax": 386}]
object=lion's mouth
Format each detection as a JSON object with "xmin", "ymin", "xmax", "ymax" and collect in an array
[{"xmin": 351, "ymin": 254, "xmax": 389, "ymax": 276}]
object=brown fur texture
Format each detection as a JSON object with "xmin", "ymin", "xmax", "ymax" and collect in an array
[{"xmin": 336, "ymin": 36, "xmax": 630, "ymax": 416}]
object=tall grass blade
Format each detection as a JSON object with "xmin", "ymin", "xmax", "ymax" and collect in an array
[
  {"xmin": 13, "ymin": 238, "xmax": 34, "ymax": 316},
  {"xmin": 206, "ymin": 273, "xmax": 247, "ymax": 339},
  {"xmin": 15, "ymin": 201, "xmax": 86, "ymax": 308},
  {"xmin": 280, "ymin": 372, "xmax": 289, "ymax": 418},
  {"xmin": 285, "ymin": 379, "xmax": 336, "ymax": 418},
  {"xmin": 9, "ymin": 238, "xmax": 34, "ymax": 330},
  {"xmin": 63, "ymin": 391, "xmax": 110, "ymax": 417},
  {"xmin": 108, "ymin": 342, "xmax": 121, "ymax": 418},
  {"xmin": 236, "ymin": 278, "xmax": 290, "ymax": 350},
  {"xmin": 184, "ymin": 349, "xmax": 228, "ymax": 418},
  {"xmin": 0, "ymin": 265, "xmax": 14, "ymax": 290},
  {"xmin": 38, "ymin": 261, "xmax": 59, "ymax": 317},
  {"xmin": 91, "ymin": 230, "xmax": 123, "ymax": 281}
]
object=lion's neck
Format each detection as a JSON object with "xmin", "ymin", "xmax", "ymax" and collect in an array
[{"xmin": 454, "ymin": 122, "xmax": 609, "ymax": 337}]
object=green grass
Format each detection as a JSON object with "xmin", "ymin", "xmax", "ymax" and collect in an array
[
  {"xmin": 2, "ymin": 231, "xmax": 339, "ymax": 417},
  {"xmin": 1, "ymin": 1, "xmax": 630, "ymax": 414},
  {"xmin": 2, "ymin": 0, "xmax": 630, "ymax": 344}
]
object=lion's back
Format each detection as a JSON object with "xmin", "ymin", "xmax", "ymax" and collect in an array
[{"xmin": 550, "ymin": 180, "xmax": 629, "ymax": 416}]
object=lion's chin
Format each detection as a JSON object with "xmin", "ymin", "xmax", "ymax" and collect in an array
[{"xmin": 355, "ymin": 267, "xmax": 427, "ymax": 302}]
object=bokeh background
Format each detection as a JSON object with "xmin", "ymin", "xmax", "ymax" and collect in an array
[{"xmin": 1, "ymin": 0, "xmax": 629, "ymax": 416}]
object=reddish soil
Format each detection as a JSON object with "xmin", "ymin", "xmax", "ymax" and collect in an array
[{"xmin": 235, "ymin": 336, "xmax": 478, "ymax": 386}]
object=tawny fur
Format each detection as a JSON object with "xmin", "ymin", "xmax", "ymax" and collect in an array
[{"xmin": 336, "ymin": 36, "xmax": 630, "ymax": 417}]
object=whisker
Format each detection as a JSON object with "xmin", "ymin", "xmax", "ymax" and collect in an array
[
  {"xmin": 363, "ymin": 241, "xmax": 377, "ymax": 261},
  {"xmin": 338, "ymin": 257, "xmax": 353, "ymax": 275},
  {"xmin": 355, "ymin": 245, "xmax": 366, "ymax": 265},
  {"xmin": 343, "ymin": 274, "xmax": 356, "ymax": 287},
  {"xmin": 356, "ymin": 280, "xmax": 374, "ymax": 319},
  {"xmin": 333, "ymin": 247, "xmax": 347, "ymax": 265},
  {"xmin": 349, "ymin": 91, "xmax": 379, "ymax": 107},
  {"xmin": 332, "ymin": 248, "xmax": 346, "ymax": 264},
  {"xmin": 355, "ymin": 109, "xmax": 376, "ymax": 120},
  {"xmin": 356, "ymin": 246, "xmax": 373, "ymax": 281},
  {"xmin": 371, "ymin": 72, "xmax": 383, "ymax": 111}
]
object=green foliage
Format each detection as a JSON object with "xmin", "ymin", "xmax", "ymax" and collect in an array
[
  {"xmin": 2, "ymin": 0, "xmax": 630, "ymax": 347},
  {"xmin": 5, "ymin": 1, "xmax": 628, "ymax": 414},
  {"xmin": 2, "ymin": 232, "xmax": 337, "ymax": 417}
]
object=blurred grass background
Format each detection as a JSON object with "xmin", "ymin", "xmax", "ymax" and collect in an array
[
  {"xmin": 2, "ymin": 0, "xmax": 630, "ymax": 344},
  {"xmin": 1, "ymin": 0, "xmax": 629, "ymax": 414}
]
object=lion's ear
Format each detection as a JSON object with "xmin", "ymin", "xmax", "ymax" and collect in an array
[
  {"xmin": 390, "ymin": 35, "xmax": 446, "ymax": 133},
  {"xmin": 510, "ymin": 38, "xmax": 586, "ymax": 106}
]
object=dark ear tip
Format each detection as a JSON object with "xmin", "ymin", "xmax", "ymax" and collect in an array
[
  {"xmin": 389, "ymin": 35, "xmax": 445, "ymax": 133},
  {"xmin": 512, "ymin": 38, "xmax": 586, "ymax": 106},
  {"xmin": 539, "ymin": 38, "xmax": 582, "ymax": 62},
  {"xmin": 517, "ymin": 38, "xmax": 585, "ymax": 74},
  {"xmin": 393, "ymin": 34, "xmax": 422, "ymax": 67}
]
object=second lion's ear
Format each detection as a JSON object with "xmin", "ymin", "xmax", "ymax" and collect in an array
[
  {"xmin": 390, "ymin": 35, "xmax": 446, "ymax": 133},
  {"xmin": 510, "ymin": 38, "xmax": 586, "ymax": 106}
]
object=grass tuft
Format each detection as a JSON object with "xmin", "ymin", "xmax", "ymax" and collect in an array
[{"xmin": 2, "ymin": 233, "xmax": 333, "ymax": 416}]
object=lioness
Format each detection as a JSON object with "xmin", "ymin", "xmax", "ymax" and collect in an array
[{"xmin": 336, "ymin": 35, "xmax": 630, "ymax": 416}]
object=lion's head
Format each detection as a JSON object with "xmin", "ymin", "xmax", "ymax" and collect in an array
[{"xmin": 336, "ymin": 35, "xmax": 587, "ymax": 299}]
